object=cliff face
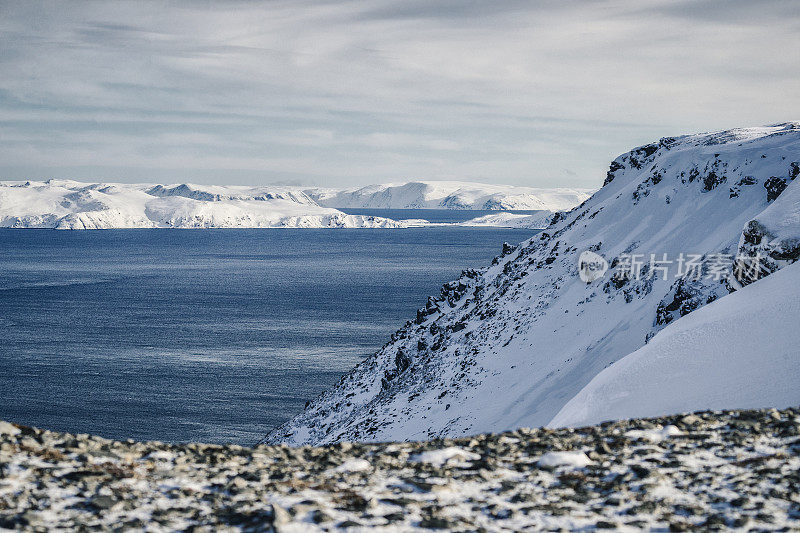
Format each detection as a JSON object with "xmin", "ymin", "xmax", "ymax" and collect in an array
[{"xmin": 269, "ymin": 122, "xmax": 800, "ymax": 446}]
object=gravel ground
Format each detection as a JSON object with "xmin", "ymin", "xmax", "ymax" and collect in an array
[{"xmin": 1, "ymin": 407, "xmax": 799, "ymax": 531}]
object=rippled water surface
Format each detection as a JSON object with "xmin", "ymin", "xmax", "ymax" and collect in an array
[{"xmin": 0, "ymin": 225, "xmax": 536, "ymax": 444}]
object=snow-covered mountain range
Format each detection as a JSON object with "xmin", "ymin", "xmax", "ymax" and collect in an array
[
  {"xmin": 307, "ymin": 181, "xmax": 593, "ymax": 210},
  {"xmin": 0, "ymin": 180, "xmax": 586, "ymax": 229},
  {"xmin": 268, "ymin": 122, "xmax": 800, "ymax": 445},
  {"xmin": 0, "ymin": 181, "xmax": 413, "ymax": 229}
]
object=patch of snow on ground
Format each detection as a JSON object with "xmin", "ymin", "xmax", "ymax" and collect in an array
[
  {"xmin": 332, "ymin": 459, "xmax": 372, "ymax": 473},
  {"xmin": 624, "ymin": 425, "xmax": 683, "ymax": 442},
  {"xmin": 410, "ymin": 447, "xmax": 480, "ymax": 466},
  {"xmin": 536, "ymin": 451, "xmax": 593, "ymax": 469},
  {"xmin": 0, "ymin": 422, "xmax": 20, "ymax": 436}
]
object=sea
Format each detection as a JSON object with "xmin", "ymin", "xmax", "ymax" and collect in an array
[{"xmin": 0, "ymin": 211, "xmax": 539, "ymax": 445}]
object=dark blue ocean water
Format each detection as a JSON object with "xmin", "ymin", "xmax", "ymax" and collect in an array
[{"xmin": 0, "ymin": 226, "xmax": 536, "ymax": 445}]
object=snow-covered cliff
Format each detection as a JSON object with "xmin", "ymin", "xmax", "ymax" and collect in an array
[
  {"xmin": 268, "ymin": 122, "xmax": 800, "ymax": 445},
  {"xmin": 0, "ymin": 181, "xmax": 411, "ymax": 229},
  {"xmin": 307, "ymin": 181, "xmax": 593, "ymax": 211}
]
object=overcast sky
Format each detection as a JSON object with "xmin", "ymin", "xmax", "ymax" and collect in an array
[{"xmin": 0, "ymin": 0, "xmax": 797, "ymax": 188}]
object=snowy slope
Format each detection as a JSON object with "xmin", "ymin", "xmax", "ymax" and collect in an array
[
  {"xmin": 732, "ymin": 163, "xmax": 800, "ymax": 287},
  {"xmin": 307, "ymin": 181, "xmax": 593, "ymax": 211},
  {"xmin": 549, "ymin": 260, "xmax": 800, "ymax": 428},
  {"xmin": 0, "ymin": 181, "xmax": 412, "ymax": 229},
  {"xmin": 268, "ymin": 122, "xmax": 800, "ymax": 445},
  {"xmin": 458, "ymin": 211, "xmax": 555, "ymax": 229}
]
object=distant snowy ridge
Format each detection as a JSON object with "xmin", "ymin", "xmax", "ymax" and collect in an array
[
  {"xmin": 0, "ymin": 180, "xmax": 412, "ymax": 229},
  {"xmin": 0, "ymin": 180, "xmax": 589, "ymax": 229},
  {"xmin": 306, "ymin": 181, "xmax": 593, "ymax": 211},
  {"xmin": 457, "ymin": 211, "xmax": 555, "ymax": 229},
  {"xmin": 145, "ymin": 183, "xmax": 318, "ymax": 205},
  {"xmin": 268, "ymin": 122, "xmax": 800, "ymax": 445}
]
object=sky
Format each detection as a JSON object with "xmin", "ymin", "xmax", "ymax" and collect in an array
[{"xmin": 0, "ymin": 0, "xmax": 797, "ymax": 189}]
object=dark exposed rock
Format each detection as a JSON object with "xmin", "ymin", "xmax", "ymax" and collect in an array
[
  {"xmin": 742, "ymin": 220, "xmax": 768, "ymax": 246},
  {"xmin": 628, "ymin": 143, "xmax": 659, "ymax": 170},
  {"xmin": 603, "ymin": 160, "xmax": 625, "ymax": 186},
  {"xmin": 702, "ymin": 170, "xmax": 726, "ymax": 191},
  {"xmin": 395, "ymin": 349, "xmax": 411, "ymax": 373},
  {"xmin": 729, "ymin": 175, "xmax": 757, "ymax": 198},
  {"xmin": 764, "ymin": 176, "xmax": 789, "ymax": 202},
  {"xmin": 549, "ymin": 211, "xmax": 566, "ymax": 226},
  {"xmin": 655, "ymin": 279, "xmax": 719, "ymax": 327},
  {"xmin": 501, "ymin": 242, "xmax": 517, "ymax": 257}
]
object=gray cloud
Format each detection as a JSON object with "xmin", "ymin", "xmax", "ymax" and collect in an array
[{"xmin": 0, "ymin": 0, "xmax": 797, "ymax": 187}]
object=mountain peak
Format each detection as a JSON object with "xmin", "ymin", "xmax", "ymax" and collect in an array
[{"xmin": 268, "ymin": 123, "xmax": 800, "ymax": 445}]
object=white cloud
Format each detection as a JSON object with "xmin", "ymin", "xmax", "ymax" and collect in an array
[{"xmin": 0, "ymin": 0, "xmax": 797, "ymax": 187}]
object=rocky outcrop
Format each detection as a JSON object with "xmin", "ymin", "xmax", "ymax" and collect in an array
[
  {"xmin": 2, "ymin": 407, "xmax": 798, "ymax": 531},
  {"xmin": 732, "ymin": 170, "xmax": 800, "ymax": 288}
]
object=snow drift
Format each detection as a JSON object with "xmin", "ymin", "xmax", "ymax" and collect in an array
[
  {"xmin": 550, "ymin": 260, "xmax": 800, "ymax": 428},
  {"xmin": 268, "ymin": 122, "xmax": 800, "ymax": 445}
]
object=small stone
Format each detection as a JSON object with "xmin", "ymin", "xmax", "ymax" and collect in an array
[
  {"xmin": 703, "ymin": 514, "xmax": 728, "ymax": 528},
  {"xmin": 384, "ymin": 512, "xmax": 405, "ymax": 522},
  {"xmin": 731, "ymin": 516, "xmax": 750, "ymax": 527},
  {"xmin": 730, "ymin": 496, "xmax": 748, "ymax": 507},
  {"xmin": 419, "ymin": 516, "xmax": 457, "ymax": 529},
  {"xmin": 605, "ymin": 496, "xmax": 622, "ymax": 506},
  {"xmin": 227, "ymin": 476, "xmax": 247, "ymax": 490},
  {"xmin": 90, "ymin": 495, "xmax": 120, "ymax": 510},
  {"xmin": 310, "ymin": 509, "xmax": 331, "ymax": 523},
  {"xmin": 595, "ymin": 441, "xmax": 612, "ymax": 454},
  {"xmin": 679, "ymin": 415, "xmax": 701, "ymax": 427}
]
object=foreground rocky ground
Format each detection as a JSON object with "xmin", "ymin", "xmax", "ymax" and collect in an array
[{"xmin": 1, "ymin": 407, "xmax": 798, "ymax": 532}]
